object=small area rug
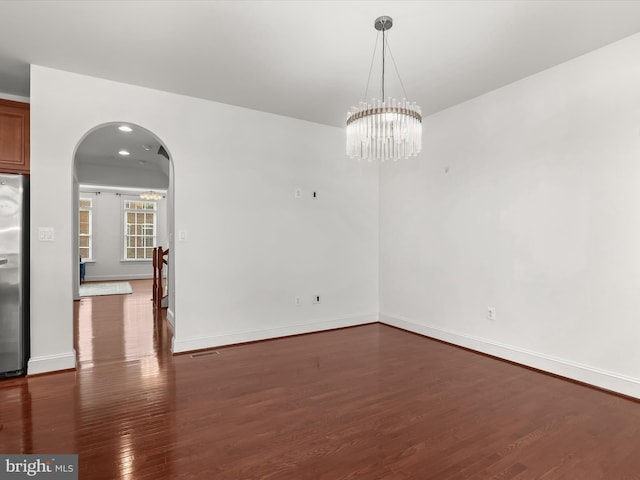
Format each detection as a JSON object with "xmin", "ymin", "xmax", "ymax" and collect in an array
[{"xmin": 79, "ymin": 282, "xmax": 133, "ymax": 297}]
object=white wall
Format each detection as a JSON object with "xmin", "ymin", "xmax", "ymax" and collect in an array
[
  {"xmin": 380, "ymin": 32, "xmax": 640, "ymax": 398},
  {"xmin": 29, "ymin": 66, "xmax": 378, "ymax": 373},
  {"xmin": 77, "ymin": 163, "xmax": 169, "ymax": 190},
  {"xmin": 79, "ymin": 188, "xmax": 168, "ymax": 281}
]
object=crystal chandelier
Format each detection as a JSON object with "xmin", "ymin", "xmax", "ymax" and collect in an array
[
  {"xmin": 346, "ymin": 16, "xmax": 422, "ymax": 161},
  {"xmin": 139, "ymin": 191, "xmax": 163, "ymax": 200}
]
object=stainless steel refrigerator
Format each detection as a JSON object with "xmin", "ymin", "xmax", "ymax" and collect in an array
[{"xmin": 0, "ymin": 173, "xmax": 29, "ymax": 377}]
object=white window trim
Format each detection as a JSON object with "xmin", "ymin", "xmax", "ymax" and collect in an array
[
  {"xmin": 79, "ymin": 197, "xmax": 93, "ymax": 261},
  {"xmin": 122, "ymin": 199, "xmax": 157, "ymax": 262}
]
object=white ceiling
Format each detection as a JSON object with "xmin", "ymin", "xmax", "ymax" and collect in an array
[
  {"xmin": 75, "ymin": 123, "xmax": 169, "ymax": 178},
  {"xmin": 1, "ymin": 1, "xmax": 640, "ymax": 127}
]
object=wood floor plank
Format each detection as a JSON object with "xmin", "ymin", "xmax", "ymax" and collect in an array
[{"xmin": 2, "ymin": 279, "xmax": 640, "ymax": 478}]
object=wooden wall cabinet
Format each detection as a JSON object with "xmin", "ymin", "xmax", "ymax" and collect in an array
[{"xmin": 0, "ymin": 99, "xmax": 30, "ymax": 174}]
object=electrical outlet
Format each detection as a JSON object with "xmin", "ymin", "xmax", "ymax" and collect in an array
[
  {"xmin": 312, "ymin": 295, "xmax": 321, "ymax": 304},
  {"xmin": 487, "ymin": 306, "xmax": 496, "ymax": 321}
]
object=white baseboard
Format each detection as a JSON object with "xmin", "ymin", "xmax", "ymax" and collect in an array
[
  {"xmin": 380, "ymin": 313, "xmax": 640, "ymax": 399},
  {"xmin": 167, "ymin": 308, "xmax": 175, "ymax": 328},
  {"xmin": 28, "ymin": 349, "xmax": 76, "ymax": 375},
  {"xmin": 84, "ymin": 273, "xmax": 154, "ymax": 281},
  {"xmin": 0, "ymin": 93, "xmax": 29, "ymax": 103},
  {"xmin": 172, "ymin": 313, "xmax": 377, "ymax": 353}
]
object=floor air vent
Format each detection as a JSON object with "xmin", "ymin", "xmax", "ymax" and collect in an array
[{"xmin": 190, "ymin": 351, "xmax": 220, "ymax": 358}]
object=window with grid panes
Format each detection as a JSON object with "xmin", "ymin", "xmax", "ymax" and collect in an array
[
  {"xmin": 79, "ymin": 198, "xmax": 92, "ymax": 260},
  {"xmin": 123, "ymin": 200, "xmax": 157, "ymax": 260}
]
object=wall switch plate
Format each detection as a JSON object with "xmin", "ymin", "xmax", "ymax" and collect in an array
[
  {"xmin": 38, "ymin": 227, "xmax": 54, "ymax": 241},
  {"xmin": 487, "ymin": 306, "xmax": 496, "ymax": 320},
  {"xmin": 178, "ymin": 230, "xmax": 187, "ymax": 241},
  {"xmin": 312, "ymin": 295, "xmax": 321, "ymax": 304},
  {"xmin": 295, "ymin": 296, "xmax": 301, "ymax": 306},
  {"xmin": 294, "ymin": 188, "xmax": 302, "ymax": 199}
]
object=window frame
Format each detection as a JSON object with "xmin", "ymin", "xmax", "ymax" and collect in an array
[
  {"xmin": 122, "ymin": 199, "xmax": 157, "ymax": 262},
  {"xmin": 79, "ymin": 197, "xmax": 93, "ymax": 261}
]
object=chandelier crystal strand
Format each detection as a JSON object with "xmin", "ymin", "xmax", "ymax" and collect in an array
[{"xmin": 345, "ymin": 89, "xmax": 423, "ymax": 162}]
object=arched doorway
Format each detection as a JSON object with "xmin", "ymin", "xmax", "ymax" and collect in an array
[{"xmin": 71, "ymin": 122, "xmax": 175, "ymax": 358}]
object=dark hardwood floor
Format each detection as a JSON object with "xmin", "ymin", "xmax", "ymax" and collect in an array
[{"xmin": 2, "ymin": 279, "xmax": 640, "ymax": 478}]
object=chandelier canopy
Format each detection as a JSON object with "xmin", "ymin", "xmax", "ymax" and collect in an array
[{"xmin": 346, "ymin": 16, "xmax": 422, "ymax": 161}]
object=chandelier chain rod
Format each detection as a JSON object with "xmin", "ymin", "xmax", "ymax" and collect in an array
[
  {"xmin": 362, "ymin": 31, "xmax": 380, "ymax": 102},
  {"xmin": 382, "ymin": 26, "xmax": 386, "ymax": 99},
  {"xmin": 385, "ymin": 35, "xmax": 409, "ymax": 100}
]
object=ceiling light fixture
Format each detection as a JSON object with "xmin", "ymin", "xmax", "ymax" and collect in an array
[
  {"xmin": 139, "ymin": 190, "xmax": 163, "ymax": 200},
  {"xmin": 118, "ymin": 125, "xmax": 133, "ymax": 132},
  {"xmin": 118, "ymin": 150, "xmax": 130, "ymax": 156},
  {"xmin": 346, "ymin": 16, "xmax": 422, "ymax": 161}
]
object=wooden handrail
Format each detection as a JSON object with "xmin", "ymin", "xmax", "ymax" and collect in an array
[
  {"xmin": 152, "ymin": 248, "xmax": 158, "ymax": 305},
  {"xmin": 152, "ymin": 246, "xmax": 169, "ymax": 310}
]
